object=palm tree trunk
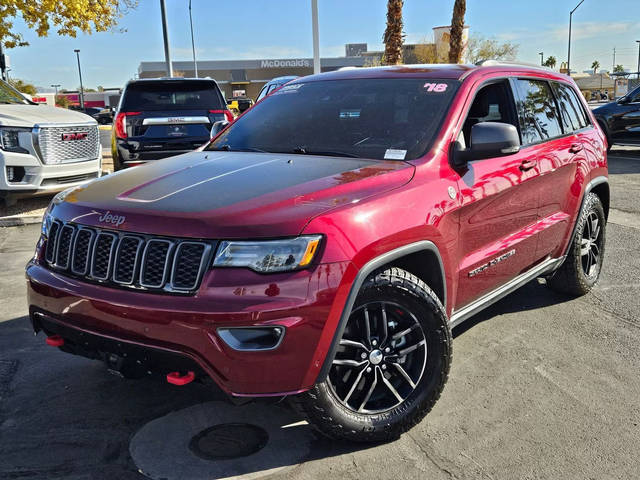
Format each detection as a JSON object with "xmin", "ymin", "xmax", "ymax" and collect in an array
[
  {"xmin": 383, "ymin": 0, "xmax": 404, "ymax": 65},
  {"xmin": 448, "ymin": 0, "xmax": 466, "ymax": 64}
]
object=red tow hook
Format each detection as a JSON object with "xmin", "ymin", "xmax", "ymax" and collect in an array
[
  {"xmin": 45, "ymin": 335, "xmax": 65, "ymax": 347},
  {"xmin": 166, "ymin": 371, "xmax": 195, "ymax": 386}
]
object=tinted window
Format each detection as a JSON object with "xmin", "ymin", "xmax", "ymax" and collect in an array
[
  {"xmin": 553, "ymin": 82, "xmax": 588, "ymax": 132},
  {"xmin": 514, "ymin": 79, "xmax": 563, "ymax": 145},
  {"xmin": 121, "ymin": 80, "xmax": 224, "ymax": 111},
  {"xmin": 462, "ymin": 81, "xmax": 517, "ymax": 146},
  {"xmin": 629, "ymin": 86, "xmax": 640, "ymax": 103},
  {"xmin": 207, "ymin": 78, "xmax": 459, "ymax": 161}
]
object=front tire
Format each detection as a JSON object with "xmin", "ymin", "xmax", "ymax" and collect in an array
[
  {"xmin": 293, "ymin": 268, "xmax": 451, "ymax": 442},
  {"xmin": 548, "ymin": 192, "xmax": 606, "ymax": 295}
]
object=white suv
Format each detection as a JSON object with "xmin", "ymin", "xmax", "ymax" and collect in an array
[{"xmin": 0, "ymin": 79, "xmax": 102, "ymax": 205}]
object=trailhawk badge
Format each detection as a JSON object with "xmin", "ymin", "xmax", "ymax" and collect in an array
[{"xmin": 98, "ymin": 211, "xmax": 126, "ymax": 227}]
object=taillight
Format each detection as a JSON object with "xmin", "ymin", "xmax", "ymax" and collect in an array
[
  {"xmin": 114, "ymin": 112, "xmax": 141, "ymax": 139},
  {"xmin": 209, "ymin": 109, "xmax": 235, "ymax": 123}
]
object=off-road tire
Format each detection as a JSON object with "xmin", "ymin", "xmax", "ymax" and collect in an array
[
  {"xmin": 548, "ymin": 192, "xmax": 606, "ymax": 295},
  {"xmin": 292, "ymin": 267, "xmax": 452, "ymax": 442}
]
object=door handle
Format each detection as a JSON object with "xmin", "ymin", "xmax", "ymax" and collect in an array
[
  {"xmin": 569, "ymin": 143, "xmax": 583, "ymax": 153},
  {"xmin": 519, "ymin": 159, "xmax": 537, "ymax": 171}
]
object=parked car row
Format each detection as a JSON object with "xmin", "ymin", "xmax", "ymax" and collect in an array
[
  {"xmin": 28, "ymin": 63, "xmax": 608, "ymax": 443},
  {"xmin": 0, "ymin": 79, "xmax": 102, "ymax": 206}
]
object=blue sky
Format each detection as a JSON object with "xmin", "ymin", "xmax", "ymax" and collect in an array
[{"xmin": 5, "ymin": 0, "xmax": 640, "ymax": 90}]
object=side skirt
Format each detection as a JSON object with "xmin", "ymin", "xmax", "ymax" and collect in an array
[{"xmin": 449, "ymin": 256, "xmax": 565, "ymax": 329}]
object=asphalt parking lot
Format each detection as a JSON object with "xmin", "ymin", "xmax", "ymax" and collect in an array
[{"xmin": 1, "ymin": 147, "xmax": 639, "ymax": 480}]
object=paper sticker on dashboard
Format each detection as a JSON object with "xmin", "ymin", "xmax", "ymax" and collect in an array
[{"xmin": 384, "ymin": 149, "xmax": 407, "ymax": 160}]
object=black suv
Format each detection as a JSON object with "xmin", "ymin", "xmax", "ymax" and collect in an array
[
  {"xmin": 111, "ymin": 78, "xmax": 232, "ymax": 170},
  {"xmin": 593, "ymin": 84, "xmax": 640, "ymax": 149}
]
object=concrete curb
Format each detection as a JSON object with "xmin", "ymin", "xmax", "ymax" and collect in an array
[{"xmin": 0, "ymin": 215, "xmax": 43, "ymax": 227}]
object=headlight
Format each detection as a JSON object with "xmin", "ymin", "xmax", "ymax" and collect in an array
[
  {"xmin": 0, "ymin": 127, "xmax": 30, "ymax": 154},
  {"xmin": 213, "ymin": 235, "xmax": 322, "ymax": 273}
]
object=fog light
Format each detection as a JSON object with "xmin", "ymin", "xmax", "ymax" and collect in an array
[
  {"xmin": 217, "ymin": 327, "xmax": 285, "ymax": 351},
  {"xmin": 6, "ymin": 166, "xmax": 25, "ymax": 183}
]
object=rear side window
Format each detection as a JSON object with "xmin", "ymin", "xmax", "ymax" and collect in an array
[
  {"xmin": 553, "ymin": 82, "xmax": 588, "ymax": 132},
  {"xmin": 513, "ymin": 79, "xmax": 563, "ymax": 145},
  {"xmin": 121, "ymin": 80, "xmax": 224, "ymax": 111}
]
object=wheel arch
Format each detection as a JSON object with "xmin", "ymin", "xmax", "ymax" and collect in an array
[
  {"xmin": 562, "ymin": 175, "xmax": 609, "ymax": 259},
  {"xmin": 316, "ymin": 240, "xmax": 446, "ymax": 382}
]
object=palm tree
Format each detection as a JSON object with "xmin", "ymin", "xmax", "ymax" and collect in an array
[
  {"xmin": 613, "ymin": 64, "xmax": 624, "ymax": 73},
  {"xmin": 591, "ymin": 60, "xmax": 600, "ymax": 75},
  {"xmin": 383, "ymin": 0, "xmax": 404, "ymax": 65},
  {"xmin": 543, "ymin": 55, "xmax": 557, "ymax": 69},
  {"xmin": 448, "ymin": 0, "xmax": 467, "ymax": 63}
]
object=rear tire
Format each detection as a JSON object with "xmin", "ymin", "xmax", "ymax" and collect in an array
[
  {"xmin": 292, "ymin": 267, "xmax": 451, "ymax": 442},
  {"xmin": 547, "ymin": 192, "xmax": 606, "ymax": 296}
]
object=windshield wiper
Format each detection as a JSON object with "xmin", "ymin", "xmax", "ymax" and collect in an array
[
  {"xmin": 210, "ymin": 144, "xmax": 267, "ymax": 153},
  {"xmin": 290, "ymin": 147, "xmax": 359, "ymax": 158}
]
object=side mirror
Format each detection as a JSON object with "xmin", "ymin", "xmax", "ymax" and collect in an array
[
  {"xmin": 452, "ymin": 122, "xmax": 521, "ymax": 166},
  {"xmin": 210, "ymin": 120, "xmax": 229, "ymax": 139},
  {"xmin": 617, "ymin": 96, "xmax": 630, "ymax": 104}
]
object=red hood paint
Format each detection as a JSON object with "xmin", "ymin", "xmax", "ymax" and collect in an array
[{"xmin": 52, "ymin": 151, "xmax": 414, "ymax": 238}]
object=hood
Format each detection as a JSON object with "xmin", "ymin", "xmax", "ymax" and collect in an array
[
  {"xmin": 0, "ymin": 104, "xmax": 96, "ymax": 127},
  {"xmin": 52, "ymin": 151, "xmax": 414, "ymax": 238}
]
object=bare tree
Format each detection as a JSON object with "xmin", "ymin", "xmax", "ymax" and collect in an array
[
  {"xmin": 448, "ymin": 0, "xmax": 467, "ymax": 63},
  {"xmin": 383, "ymin": 0, "xmax": 404, "ymax": 65}
]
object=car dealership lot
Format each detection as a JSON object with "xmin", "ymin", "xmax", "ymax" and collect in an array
[{"xmin": 1, "ymin": 148, "xmax": 639, "ymax": 479}]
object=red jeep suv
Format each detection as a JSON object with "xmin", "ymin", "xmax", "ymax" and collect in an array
[{"xmin": 26, "ymin": 64, "xmax": 608, "ymax": 442}]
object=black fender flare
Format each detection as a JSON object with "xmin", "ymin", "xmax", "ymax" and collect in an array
[
  {"xmin": 315, "ymin": 240, "xmax": 446, "ymax": 382},
  {"xmin": 561, "ymin": 175, "xmax": 609, "ymax": 259}
]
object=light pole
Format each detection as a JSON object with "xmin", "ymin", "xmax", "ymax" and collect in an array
[
  {"xmin": 51, "ymin": 84, "xmax": 60, "ymax": 105},
  {"xmin": 74, "ymin": 49, "xmax": 85, "ymax": 109},
  {"xmin": 189, "ymin": 0, "xmax": 198, "ymax": 77},
  {"xmin": 160, "ymin": 0, "xmax": 173, "ymax": 77},
  {"xmin": 311, "ymin": 0, "xmax": 320, "ymax": 74},
  {"xmin": 539, "ymin": 52, "xmax": 544, "ymax": 66},
  {"xmin": 567, "ymin": 0, "xmax": 585, "ymax": 77},
  {"xmin": 636, "ymin": 40, "xmax": 640, "ymax": 80}
]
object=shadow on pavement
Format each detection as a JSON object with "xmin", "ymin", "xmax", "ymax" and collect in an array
[
  {"xmin": 0, "ymin": 315, "xmax": 369, "ymax": 480},
  {"xmin": 453, "ymin": 279, "xmax": 574, "ymax": 338}
]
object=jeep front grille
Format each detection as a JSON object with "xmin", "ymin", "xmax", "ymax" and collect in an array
[
  {"xmin": 34, "ymin": 124, "xmax": 100, "ymax": 165},
  {"xmin": 44, "ymin": 219, "xmax": 213, "ymax": 294}
]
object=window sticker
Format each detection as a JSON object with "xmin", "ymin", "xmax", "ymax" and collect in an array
[
  {"xmin": 274, "ymin": 84, "xmax": 303, "ymax": 94},
  {"xmin": 384, "ymin": 149, "xmax": 407, "ymax": 160},
  {"xmin": 339, "ymin": 109, "xmax": 361, "ymax": 119},
  {"xmin": 423, "ymin": 82, "xmax": 448, "ymax": 92}
]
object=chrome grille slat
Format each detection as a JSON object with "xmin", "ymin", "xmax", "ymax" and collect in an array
[
  {"xmin": 140, "ymin": 240, "xmax": 174, "ymax": 288},
  {"xmin": 45, "ymin": 220, "xmax": 62, "ymax": 264},
  {"xmin": 90, "ymin": 232, "xmax": 118, "ymax": 280},
  {"xmin": 171, "ymin": 242, "xmax": 210, "ymax": 291},
  {"xmin": 34, "ymin": 124, "xmax": 100, "ymax": 165},
  {"xmin": 54, "ymin": 225, "xmax": 76, "ymax": 269},
  {"xmin": 71, "ymin": 228, "xmax": 95, "ymax": 275},
  {"xmin": 113, "ymin": 236, "xmax": 144, "ymax": 285},
  {"xmin": 45, "ymin": 219, "xmax": 211, "ymax": 293}
]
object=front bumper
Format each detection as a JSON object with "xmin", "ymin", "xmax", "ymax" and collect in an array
[
  {"xmin": 26, "ymin": 259, "xmax": 354, "ymax": 396},
  {"xmin": 1, "ymin": 149, "xmax": 101, "ymax": 195}
]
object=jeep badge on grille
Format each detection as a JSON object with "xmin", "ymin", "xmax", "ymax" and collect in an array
[
  {"xmin": 98, "ymin": 211, "xmax": 126, "ymax": 227},
  {"xmin": 61, "ymin": 132, "xmax": 88, "ymax": 141}
]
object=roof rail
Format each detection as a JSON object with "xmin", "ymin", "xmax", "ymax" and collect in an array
[{"xmin": 476, "ymin": 60, "xmax": 554, "ymax": 71}]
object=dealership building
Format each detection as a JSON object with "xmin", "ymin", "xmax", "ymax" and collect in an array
[{"xmin": 138, "ymin": 45, "xmax": 371, "ymax": 99}]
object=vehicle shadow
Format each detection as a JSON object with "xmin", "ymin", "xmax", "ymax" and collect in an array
[
  {"xmin": 452, "ymin": 279, "xmax": 573, "ymax": 338},
  {"xmin": 0, "ymin": 316, "xmax": 369, "ymax": 479}
]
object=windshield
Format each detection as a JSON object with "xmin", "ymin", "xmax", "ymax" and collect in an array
[
  {"xmin": 121, "ymin": 80, "xmax": 224, "ymax": 111},
  {"xmin": 0, "ymin": 80, "xmax": 29, "ymax": 105},
  {"xmin": 207, "ymin": 78, "xmax": 459, "ymax": 160}
]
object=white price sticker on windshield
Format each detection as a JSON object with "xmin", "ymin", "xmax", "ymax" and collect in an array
[{"xmin": 384, "ymin": 149, "xmax": 407, "ymax": 160}]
